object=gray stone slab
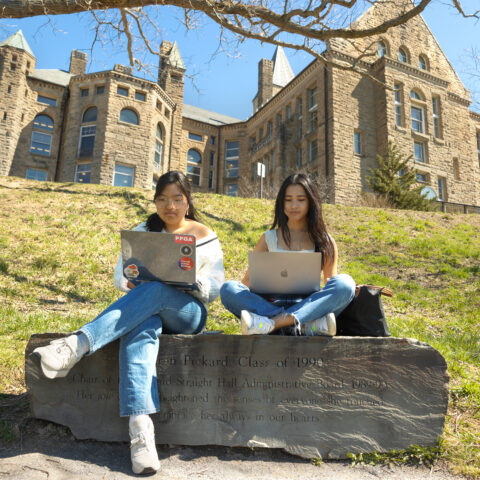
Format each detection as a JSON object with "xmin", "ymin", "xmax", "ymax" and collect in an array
[{"xmin": 25, "ymin": 334, "xmax": 449, "ymax": 459}]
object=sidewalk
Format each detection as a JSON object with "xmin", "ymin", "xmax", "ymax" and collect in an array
[{"xmin": 0, "ymin": 395, "xmax": 466, "ymax": 480}]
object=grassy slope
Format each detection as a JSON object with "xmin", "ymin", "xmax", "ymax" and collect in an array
[{"xmin": 0, "ymin": 177, "xmax": 478, "ymax": 477}]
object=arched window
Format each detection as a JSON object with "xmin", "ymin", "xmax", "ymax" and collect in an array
[
  {"xmin": 421, "ymin": 186, "xmax": 436, "ymax": 200},
  {"xmin": 398, "ymin": 48, "xmax": 408, "ymax": 63},
  {"xmin": 78, "ymin": 107, "xmax": 97, "ymax": 158},
  {"xmin": 30, "ymin": 114, "xmax": 54, "ymax": 156},
  {"xmin": 33, "ymin": 114, "xmax": 54, "ymax": 132},
  {"xmin": 154, "ymin": 123, "xmax": 164, "ymax": 170},
  {"xmin": 410, "ymin": 90, "xmax": 424, "ymax": 101},
  {"xmin": 187, "ymin": 149, "xmax": 201, "ymax": 186},
  {"xmin": 82, "ymin": 107, "xmax": 97, "ymax": 123},
  {"xmin": 378, "ymin": 41, "xmax": 387, "ymax": 58},
  {"xmin": 120, "ymin": 108, "xmax": 139, "ymax": 125},
  {"xmin": 418, "ymin": 55, "xmax": 428, "ymax": 70}
]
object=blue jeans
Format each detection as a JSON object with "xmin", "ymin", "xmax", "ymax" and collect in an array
[
  {"xmin": 220, "ymin": 274, "xmax": 355, "ymax": 326},
  {"xmin": 78, "ymin": 281, "xmax": 207, "ymax": 417}
]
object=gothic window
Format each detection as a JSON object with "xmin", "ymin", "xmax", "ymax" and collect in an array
[
  {"xmin": 187, "ymin": 149, "xmax": 202, "ymax": 186},
  {"xmin": 432, "ymin": 96, "xmax": 442, "ymax": 138},
  {"xmin": 30, "ymin": 114, "xmax": 54, "ymax": 156},
  {"xmin": 398, "ymin": 47, "xmax": 408, "ymax": 63},
  {"xmin": 154, "ymin": 124, "xmax": 164, "ymax": 170},
  {"xmin": 393, "ymin": 83, "xmax": 404, "ymax": 127},
  {"xmin": 120, "ymin": 108, "xmax": 139, "ymax": 125},
  {"xmin": 378, "ymin": 41, "xmax": 388, "ymax": 58},
  {"xmin": 78, "ymin": 107, "xmax": 97, "ymax": 158},
  {"xmin": 418, "ymin": 55, "xmax": 428, "ymax": 71}
]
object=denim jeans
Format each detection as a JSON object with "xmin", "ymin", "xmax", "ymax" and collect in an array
[
  {"xmin": 220, "ymin": 273, "xmax": 355, "ymax": 326},
  {"xmin": 78, "ymin": 281, "xmax": 207, "ymax": 417}
]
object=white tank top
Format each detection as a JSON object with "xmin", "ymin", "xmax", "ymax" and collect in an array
[{"xmin": 264, "ymin": 229, "xmax": 314, "ymax": 252}]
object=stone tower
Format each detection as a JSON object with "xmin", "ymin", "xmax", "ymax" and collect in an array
[
  {"xmin": 158, "ymin": 41, "xmax": 185, "ymax": 170},
  {"xmin": 253, "ymin": 46, "xmax": 294, "ymax": 113},
  {"xmin": 0, "ymin": 30, "xmax": 36, "ymax": 176},
  {"xmin": 69, "ymin": 50, "xmax": 87, "ymax": 75}
]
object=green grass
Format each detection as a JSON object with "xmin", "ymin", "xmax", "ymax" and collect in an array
[{"xmin": 0, "ymin": 176, "xmax": 479, "ymax": 477}]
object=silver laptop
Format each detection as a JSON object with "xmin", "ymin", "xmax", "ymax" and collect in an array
[
  {"xmin": 121, "ymin": 230, "xmax": 196, "ymax": 288},
  {"xmin": 248, "ymin": 252, "xmax": 322, "ymax": 295}
]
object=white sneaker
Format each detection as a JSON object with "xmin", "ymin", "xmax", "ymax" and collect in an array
[
  {"xmin": 241, "ymin": 310, "xmax": 275, "ymax": 335},
  {"xmin": 32, "ymin": 336, "xmax": 83, "ymax": 379},
  {"xmin": 302, "ymin": 313, "xmax": 336, "ymax": 336},
  {"xmin": 130, "ymin": 417, "xmax": 160, "ymax": 475}
]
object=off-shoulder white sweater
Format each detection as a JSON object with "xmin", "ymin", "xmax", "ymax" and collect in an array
[{"xmin": 113, "ymin": 222, "xmax": 225, "ymax": 305}]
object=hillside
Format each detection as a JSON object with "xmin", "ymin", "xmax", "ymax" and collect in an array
[{"xmin": 0, "ymin": 176, "xmax": 478, "ymax": 477}]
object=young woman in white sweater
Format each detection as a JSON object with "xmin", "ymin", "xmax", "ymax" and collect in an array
[{"xmin": 33, "ymin": 171, "xmax": 224, "ymax": 475}]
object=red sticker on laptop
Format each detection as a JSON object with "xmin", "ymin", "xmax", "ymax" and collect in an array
[
  {"xmin": 174, "ymin": 234, "xmax": 195, "ymax": 244},
  {"xmin": 124, "ymin": 264, "xmax": 139, "ymax": 278},
  {"xmin": 179, "ymin": 257, "xmax": 194, "ymax": 271}
]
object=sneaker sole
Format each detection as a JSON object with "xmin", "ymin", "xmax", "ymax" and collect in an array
[{"xmin": 132, "ymin": 465, "xmax": 159, "ymax": 475}]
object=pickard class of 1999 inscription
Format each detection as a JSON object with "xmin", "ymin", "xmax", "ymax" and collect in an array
[{"xmin": 25, "ymin": 334, "xmax": 449, "ymax": 459}]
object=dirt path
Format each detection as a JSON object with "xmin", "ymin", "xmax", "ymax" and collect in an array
[{"xmin": 0, "ymin": 395, "xmax": 467, "ymax": 480}]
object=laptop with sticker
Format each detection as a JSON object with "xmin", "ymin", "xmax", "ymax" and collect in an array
[
  {"xmin": 120, "ymin": 230, "xmax": 196, "ymax": 288},
  {"xmin": 248, "ymin": 251, "xmax": 322, "ymax": 295}
]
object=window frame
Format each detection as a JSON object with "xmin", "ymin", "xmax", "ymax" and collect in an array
[
  {"xmin": 135, "ymin": 91, "xmax": 146, "ymax": 102},
  {"xmin": 354, "ymin": 130, "xmax": 363, "ymax": 155},
  {"xmin": 186, "ymin": 149, "xmax": 202, "ymax": 186},
  {"xmin": 394, "ymin": 83, "xmax": 403, "ymax": 127},
  {"xmin": 75, "ymin": 163, "xmax": 92, "ymax": 184},
  {"xmin": 37, "ymin": 95, "xmax": 57, "ymax": 107},
  {"xmin": 414, "ymin": 140, "xmax": 427, "ymax": 163},
  {"xmin": 224, "ymin": 141, "xmax": 239, "ymax": 178},
  {"xmin": 117, "ymin": 86, "xmax": 129, "ymax": 97},
  {"xmin": 78, "ymin": 125, "xmax": 96, "ymax": 158},
  {"xmin": 437, "ymin": 177, "xmax": 447, "ymax": 201},
  {"xmin": 26, "ymin": 167, "xmax": 48, "ymax": 181},
  {"xmin": 432, "ymin": 96, "xmax": 442, "ymax": 139},
  {"xmin": 188, "ymin": 132, "xmax": 203, "ymax": 142},
  {"xmin": 119, "ymin": 108, "xmax": 139, "ymax": 125},
  {"xmin": 30, "ymin": 130, "xmax": 52, "ymax": 157},
  {"xmin": 113, "ymin": 164, "xmax": 135, "ymax": 187},
  {"xmin": 307, "ymin": 87, "xmax": 318, "ymax": 133}
]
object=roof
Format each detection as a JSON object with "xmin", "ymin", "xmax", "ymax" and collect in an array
[
  {"xmin": 271, "ymin": 46, "xmax": 294, "ymax": 87},
  {"xmin": 30, "ymin": 69, "xmax": 73, "ymax": 87},
  {"xmin": 0, "ymin": 30, "xmax": 34, "ymax": 57},
  {"xmin": 182, "ymin": 104, "xmax": 242, "ymax": 125},
  {"xmin": 168, "ymin": 42, "xmax": 185, "ymax": 70}
]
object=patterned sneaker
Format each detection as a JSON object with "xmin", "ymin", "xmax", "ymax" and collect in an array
[
  {"xmin": 130, "ymin": 417, "xmax": 160, "ymax": 475},
  {"xmin": 302, "ymin": 313, "xmax": 336, "ymax": 336},
  {"xmin": 240, "ymin": 310, "xmax": 275, "ymax": 335},
  {"xmin": 32, "ymin": 336, "xmax": 83, "ymax": 379}
]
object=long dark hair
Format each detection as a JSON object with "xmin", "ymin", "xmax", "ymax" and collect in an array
[
  {"xmin": 146, "ymin": 171, "xmax": 199, "ymax": 232},
  {"xmin": 272, "ymin": 173, "xmax": 334, "ymax": 263}
]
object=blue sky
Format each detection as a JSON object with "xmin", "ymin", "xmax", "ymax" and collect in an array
[{"xmin": 1, "ymin": 0, "xmax": 479, "ymax": 120}]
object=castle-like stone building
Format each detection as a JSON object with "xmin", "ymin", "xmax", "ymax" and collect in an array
[{"xmin": 1, "ymin": 0, "xmax": 480, "ymax": 209}]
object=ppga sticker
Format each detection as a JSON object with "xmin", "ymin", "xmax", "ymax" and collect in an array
[
  {"xmin": 179, "ymin": 257, "xmax": 194, "ymax": 271},
  {"xmin": 174, "ymin": 234, "xmax": 195, "ymax": 244},
  {"xmin": 124, "ymin": 264, "xmax": 139, "ymax": 278}
]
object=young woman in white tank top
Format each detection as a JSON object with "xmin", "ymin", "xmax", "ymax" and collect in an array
[{"xmin": 220, "ymin": 173, "xmax": 355, "ymax": 335}]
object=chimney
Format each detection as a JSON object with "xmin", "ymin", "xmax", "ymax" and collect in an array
[
  {"xmin": 69, "ymin": 50, "xmax": 87, "ymax": 75},
  {"xmin": 257, "ymin": 58, "xmax": 274, "ymax": 108}
]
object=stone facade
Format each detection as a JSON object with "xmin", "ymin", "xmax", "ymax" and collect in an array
[{"xmin": 1, "ymin": 0, "xmax": 480, "ymax": 208}]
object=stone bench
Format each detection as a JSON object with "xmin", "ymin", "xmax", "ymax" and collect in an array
[{"xmin": 25, "ymin": 334, "xmax": 449, "ymax": 460}]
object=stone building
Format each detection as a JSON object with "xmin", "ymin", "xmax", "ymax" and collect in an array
[{"xmin": 1, "ymin": 0, "xmax": 480, "ymax": 209}]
